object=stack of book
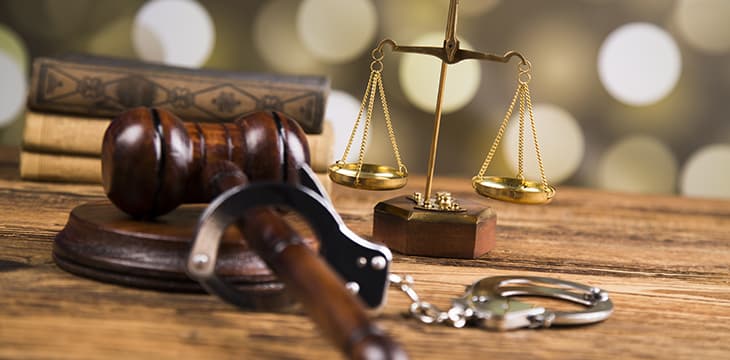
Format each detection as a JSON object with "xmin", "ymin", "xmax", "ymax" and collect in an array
[{"xmin": 20, "ymin": 55, "xmax": 334, "ymax": 189}]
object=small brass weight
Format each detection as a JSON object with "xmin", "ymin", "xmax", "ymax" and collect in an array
[{"xmin": 329, "ymin": 0, "xmax": 555, "ymax": 258}]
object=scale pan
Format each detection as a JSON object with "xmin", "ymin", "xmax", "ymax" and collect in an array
[
  {"xmin": 328, "ymin": 162, "xmax": 407, "ymax": 191},
  {"xmin": 472, "ymin": 176, "xmax": 555, "ymax": 204}
]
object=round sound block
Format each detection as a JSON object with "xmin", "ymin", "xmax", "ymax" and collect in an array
[{"xmin": 53, "ymin": 201, "xmax": 316, "ymax": 310}]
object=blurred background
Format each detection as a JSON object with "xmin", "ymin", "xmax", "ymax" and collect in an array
[{"xmin": 0, "ymin": 0, "xmax": 729, "ymax": 198}]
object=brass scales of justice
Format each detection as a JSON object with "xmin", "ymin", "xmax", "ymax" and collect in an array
[{"xmin": 328, "ymin": 0, "xmax": 555, "ymax": 259}]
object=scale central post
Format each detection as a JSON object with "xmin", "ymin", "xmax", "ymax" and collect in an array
[
  {"xmin": 423, "ymin": 0, "xmax": 459, "ymax": 202},
  {"xmin": 380, "ymin": 0, "xmax": 460, "ymax": 202}
]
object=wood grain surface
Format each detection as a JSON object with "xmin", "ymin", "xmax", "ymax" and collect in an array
[{"xmin": 1, "ymin": 146, "xmax": 729, "ymax": 359}]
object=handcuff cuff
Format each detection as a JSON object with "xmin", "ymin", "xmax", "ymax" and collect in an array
[
  {"xmin": 187, "ymin": 164, "xmax": 613, "ymax": 330},
  {"xmin": 389, "ymin": 274, "xmax": 613, "ymax": 330}
]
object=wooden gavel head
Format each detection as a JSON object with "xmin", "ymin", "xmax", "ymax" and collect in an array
[{"xmin": 101, "ymin": 107, "xmax": 310, "ymax": 219}]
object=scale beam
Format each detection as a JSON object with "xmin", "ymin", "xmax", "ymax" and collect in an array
[{"xmin": 374, "ymin": 39, "xmax": 528, "ymax": 66}]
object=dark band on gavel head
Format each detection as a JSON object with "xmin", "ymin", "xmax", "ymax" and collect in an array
[
  {"xmin": 101, "ymin": 107, "xmax": 310, "ymax": 219},
  {"xmin": 149, "ymin": 108, "xmax": 173, "ymax": 217},
  {"xmin": 272, "ymin": 111, "xmax": 289, "ymax": 183}
]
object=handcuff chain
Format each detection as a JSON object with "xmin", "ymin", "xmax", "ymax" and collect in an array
[{"xmin": 389, "ymin": 274, "xmax": 467, "ymax": 328}]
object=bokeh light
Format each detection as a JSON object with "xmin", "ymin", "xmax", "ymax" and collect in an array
[
  {"xmin": 0, "ymin": 24, "xmax": 29, "ymax": 74},
  {"xmin": 0, "ymin": 52, "xmax": 26, "ymax": 128},
  {"xmin": 0, "ymin": 0, "xmax": 727, "ymax": 199},
  {"xmin": 597, "ymin": 135, "xmax": 677, "ymax": 194},
  {"xmin": 0, "ymin": 112, "xmax": 25, "ymax": 145},
  {"xmin": 598, "ymin": 22, "xmax": 681, "ymax": 106},
  {"xmin": 5, "ymin": 0, "xmax": 94, "ymax": 41},
  {"xmin": 253, "ymin": 0, "xmax": 322, "ymax": 74},
  {"xmin": 514, "ymin": 17, "xmax": 596, "ymax": 110},
  {"xmin": 43, "ymin": 0, "xmax": 94, "ymax": 39},
  {"xmin": 380, "ymin": 1, "xmax": 444, "ymax": 43},
  {"xmin": 399, "ymin": 33, "xmax": 481, "ymax": 114},
  {"xmin": 502, "ymin": 104, "xmax": 584, "ymax": 184},
  {"xmin": 458, "ymin": 0, "xmax": 501, "ymax": 17},
  {"xmin": 680, "ymin": 144, "xmax": 730, "ymax": 199},
  {"xmin": 622, "ymin": 0, "xmax": 673, "ymax": 17},
  {"xmin": 132, "ymin": 0, "xmax": 215, "ymax": 67},
  {"xmin": 380, "ymin": 0, "xmax": 500, "ymax": 42},
  {"xmin": 297, "ymin": 0, "xmax": 377, "ymax": 64},
  {"xmin": 86, "ymin": 16, "xmax": 135, "ymax": 58},
  {"xmin": 603, "ymin": 77, "xmax": 697, "ymax": 145},
  {"xmin": 674, "ymin": 0, "xmax": 730, "ymax": 54}
]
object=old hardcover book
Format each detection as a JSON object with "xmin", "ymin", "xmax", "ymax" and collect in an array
[
  {"xmin": 27, "ymin": 55, "xmax": 329, "ymax": 134},
  {"xmin": 21, "ymin": 111, "xmax": 335, "ymax": 171},
  {"xmin": 20, "ymin": 152, "xmax": 100, "ymax": 183},
  {"xmin": 22, "ymin": 112, "xmax": 110, "ymax": 156},
  {"xmin": 19, "ymin": 151, "xmax": 333, "ymax": 193}
]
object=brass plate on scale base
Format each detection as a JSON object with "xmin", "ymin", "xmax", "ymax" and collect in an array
[{"xmin": 373, "ymin": 195, "xmax": 496, "ymax": 259}]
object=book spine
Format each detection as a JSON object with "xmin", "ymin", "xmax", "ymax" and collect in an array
[
  {"xmin": 27, "ymin": 57, "xmax": 329, "ymax": 134},
  {"xmin": 21, "ymin": 111, "xmax": 335, "ymax": 172},
  {"xmin": 22, "ymin": 112, "xmax": 110, "ymax": 156},
  {"xmin": 19, "ymin": 151, "xmax": 333, "ymax": 193},
  {"xmin": 20, "ymin": 152, "xmax": 101, "ymax": 183}
]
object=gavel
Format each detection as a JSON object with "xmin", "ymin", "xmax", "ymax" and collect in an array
[
  {"xmin": 102, "ymin": 106, "xmax": 310, "ymax": 219},
  {"xmin": 101, "ymin": 108, "xmax": 407, "ymax": 360}
]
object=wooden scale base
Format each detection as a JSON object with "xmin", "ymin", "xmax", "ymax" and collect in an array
[
  {"xmin": 373, "ymin": 195, "xmax": 496, "ymax": 259},
  {"xmin": 53, "ymin": 201, "xmax": 316, "ymax": 310}
]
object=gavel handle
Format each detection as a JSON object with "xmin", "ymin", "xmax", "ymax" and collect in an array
[{"xmin": 203, "ymin": 161, "xmax": 407, "ymax": 360}]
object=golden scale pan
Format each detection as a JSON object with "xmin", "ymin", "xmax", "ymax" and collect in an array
[
  {"xmin": 328, "ymin": 163, "xmax": 407, "ymax": 191},
  {"xmin": 473, "ymin": 176, "xmax": 555, "ymax": 205},
  {"xmin": 327, "ymin": 51, "xmax": 408, "ymax": 192},
  {"xmin": 328, "ymin": 2, "xmax": 555, "ymax": 206},
  {"xmin": 471, "ymin": 60, "xmax": 555, "ymax": 205}
]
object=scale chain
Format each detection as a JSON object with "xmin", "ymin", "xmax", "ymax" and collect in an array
[
  {"xmin": 475, "ymin": 83, "xmax": 521, "ymax": 179},
  {"xmin": 339, "ymin": 52, "xmax": 405, "ymax": 175},
  {"xmin": 474, "ymin": 60, "xmax": 550, "ymax": 194},
  {"xmin": 355, "ymin": 70, "xmax": 379, "ymax": 173},
  {"xmin": 340, "ymin": 70, "xmax": 375, "ymax": 163},
  {"xmin": 328, "ymin": 49, "xmax": 408, "ymax": 191},
  {"xmin": 517, "ymin": 82, "xmax": 527, "ymax": 181},
  {"xmin": 525, "ymin": 85, "xmax": 550, "ymax": 192},
  {"xmin": 377, "ymin": 71, "xmax": 406, "ymax": 172}
]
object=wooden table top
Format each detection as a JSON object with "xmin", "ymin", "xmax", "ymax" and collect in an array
[{"xmin": 1, "ymin": 146, "xmax": 729, "ymax": 359}]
